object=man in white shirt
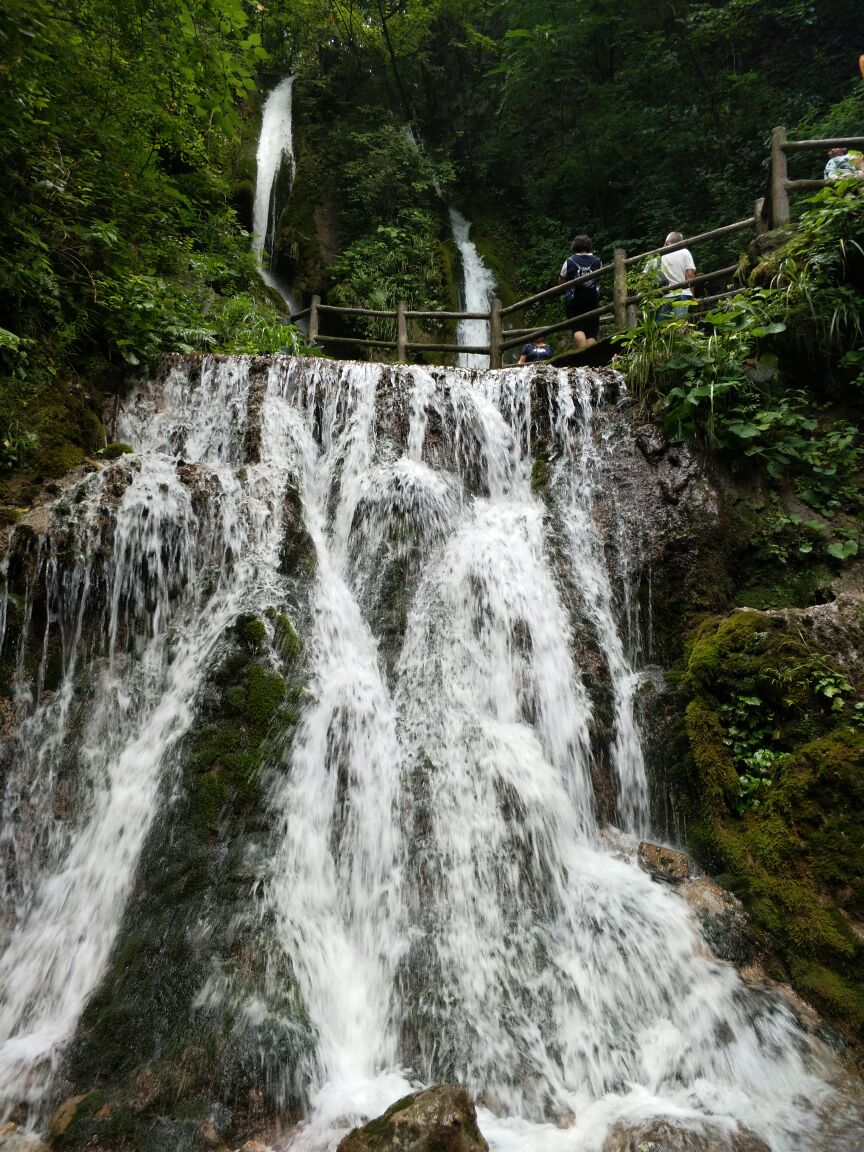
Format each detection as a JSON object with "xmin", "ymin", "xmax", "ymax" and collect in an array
[{"xmin": 658, "ymin": 231, "xmax": 696, "ymax": 319}]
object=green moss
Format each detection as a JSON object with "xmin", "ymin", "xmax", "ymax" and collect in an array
[
  {"xmin": 791, "ymin": 961, "xmax": 864, "ymax": 1030},
  {"xmin": 246, "ymin": 663, "xmax": 285, "ymax": 730},
  {"xmin": 235, "ymin": 613, "xmax": 267, "ymax": 653},
  {"xmin": 677, "ymin": 607, "xmax": 864, "ymax": 1040},
  {"xmin": 273, "ymin": 613, "xmax": 303, "ymax": 661},
  {"xmin": 684, "ymin": 697, "xmax": 737, "ymax": 810},
  {"xmin": 98, "ymin": 442, "xmax": 134, "ymax": 460},
  {"xmin": 531, "ymin": 454, "xmax": 550, "ymax": 493},
  {"xmin": 687, "ymin": 610, "xmax": 783, "ymax": 690}
]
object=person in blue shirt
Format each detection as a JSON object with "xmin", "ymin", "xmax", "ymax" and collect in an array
[
  {"xmin": 557, "ymin": 235, "xmax": 602, "ymax": 350},
  {"xmin": 518, "ymin": 334, "xmax": 553, "ymax": 364}
]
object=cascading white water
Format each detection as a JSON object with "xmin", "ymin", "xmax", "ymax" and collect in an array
[
  {"xmin": 253, "ymin": 75, "xmax": 301, "ymax": 316},
  {"xmin": 449, "ymin": 209, "xmax": 497, "ymax": 370},
  {"xmin": 551, "ymin": 372, "xmax": 650, "ymax": 834},
  {"xmin": 0, "ymin": 359, "xmax": 301, "ymax": 1121},
  {"xmin": 260, "ymin": 360, "xmax": 859, "ymax": 1151},
  {"xmin": 0, "ymin": 355, "xmax": 860, "ymax": 1150}
]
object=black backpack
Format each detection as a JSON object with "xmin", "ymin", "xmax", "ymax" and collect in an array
[{"xmin": 564, "ymin": 254, "xmax": 600, "ymax": 299}]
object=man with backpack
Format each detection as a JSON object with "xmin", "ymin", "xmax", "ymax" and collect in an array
[{"xmin": 558, "ymin": 235, "xmax": 602, "ymax": 350}]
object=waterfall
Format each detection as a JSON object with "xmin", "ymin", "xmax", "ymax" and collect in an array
[
  {"xmin": 0, "ymin": 357, "xmax": 859, "ymax": 1150},
  {"xmin": 253, "ymin": 76, "xmax": 301, "ymax": 315},
  {"xmin": 450, "ymin": 209, "xmax": 497, "ymax": 370}
]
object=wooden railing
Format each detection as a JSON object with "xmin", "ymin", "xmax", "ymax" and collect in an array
[
  {"xmin": 758, "ymin": 130, "xmax": 864, "ymax": 233},
  {"xmin": 287, "ymin": 128, "xmax": 864, "ymax": 367}
]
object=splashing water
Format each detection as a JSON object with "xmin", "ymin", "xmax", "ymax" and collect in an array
[
  {"xmin": 0, "ymin": 356, "xmax": 860, "ymax": 1152},
  {"xmin": 450, "ymin": 209, "xmax": 497, "ymax": 370}
]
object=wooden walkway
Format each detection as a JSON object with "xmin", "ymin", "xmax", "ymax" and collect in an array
[{"xmin": 286, "ymin": 129, "xmax": 864, "ymax": 367}]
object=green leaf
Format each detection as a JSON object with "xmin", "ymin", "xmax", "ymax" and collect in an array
[{"xmin": 827, "ymin": 539, "xmax": 858, "ymax": 559}]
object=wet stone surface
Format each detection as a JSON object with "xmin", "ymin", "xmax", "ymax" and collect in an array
[
  {"xmin": 337, "ymin": 1085, "xmax": 488, "ymax": 1152},
  {"xmin": 604, "ymin": 1118, "xmax": 770, "ymax": 1152},
  {"xmin": 637, "ymin": 839, "xmax": 690, "ymax": 883}
]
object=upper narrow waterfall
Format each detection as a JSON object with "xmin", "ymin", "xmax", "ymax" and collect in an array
[
  {"xmin": 449, "ymin": 209, "xmax": 497, "ymax": 369},
  {"xmin": 0, "ymin": 357, "xmax": 861, "ymax": 1150},
  {"xmin": 253, "ymin": 76, "xmax": 301, "ymax": 315}
]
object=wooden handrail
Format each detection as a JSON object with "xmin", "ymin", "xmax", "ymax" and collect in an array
[
  {"xmin": 783, "ymin": 136, "xmax": 864, "ymax": 152},
  {"xmin": 622, "ymin": 220, "xmax": 754, "ymax": 267},
  {"xmin": 294, "ymin": 128, "xmax": 854, "ymax": 367},
  {"xmin": 406, "ymin": 309, "xmax": 488, "ymax": 320},
  {"xmin": 317, "ymin": 303, "xmax": 396, "ymax": 318},
  {"xmin": 405, "ymin": 342, "xmax": 489, "ymax": 354},
  {"xmin": 622, "ymin": 264, "xmax": 739, "ymax": 305},
  {"xmin": 500, "ymin": 263, "xmax": 613, "ymax": 317}
]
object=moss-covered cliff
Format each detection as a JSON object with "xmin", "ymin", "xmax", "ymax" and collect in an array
[{"xmin": 664, "ymin": 604, "xmax": 864, "ymax": 1038}]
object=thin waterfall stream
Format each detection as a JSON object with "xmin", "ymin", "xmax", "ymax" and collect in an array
[
  {"xmin": 0, "ymin": 358, "xmax": 861, "ymax": 1151},
  {"xmin": 253, "ymin": 76, "xmax": 301, "ymax": 317},
  {"xmin": 450, "ymin": 209, "xmax": 497, "ymax": 370}
]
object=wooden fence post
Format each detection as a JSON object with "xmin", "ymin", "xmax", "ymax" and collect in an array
[
  {"xmin": 489, "ymin": 297, "xmax": 503, "ymax": 369},
  {"xmin": 613, "ymin": 248, "xmax": 627, "ymax": 330},
  {"xmin": 769, "ymin": 127, "xmax": 789, "ymax": 228},
  {"xmin": 754, "ymin": 198, "xmax": 768, "ymax": 236},
  {"xmin": 308, "ymin": 294, "xmax": 320, "ymax": 343},
  {"xmin": 396, "ymin": 300, "xmax": 407, "ymax": 362}
]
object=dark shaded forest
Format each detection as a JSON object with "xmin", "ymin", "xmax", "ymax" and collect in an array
[{"xmin": 0, "ymin": 0, "xmax": 862, "ymax": 482}]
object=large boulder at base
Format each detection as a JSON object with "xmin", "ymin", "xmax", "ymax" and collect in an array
[
  {"xmin": 337, "ymin": 1084, "xmax": 488, "ymax": 1152},
  {"xmin": 637, "ymin": 840, "xmax": 690, "ymax": 883},
  {"xmin": 604, "ymin": 1118, "xmax": 770, "ymax": 1152}
]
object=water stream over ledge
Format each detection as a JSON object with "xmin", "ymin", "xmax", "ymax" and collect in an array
[{"xmin": 0, "ymin": 356, "xmax": 861, "ymax": 1151}]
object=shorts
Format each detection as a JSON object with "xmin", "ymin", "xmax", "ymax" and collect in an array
[{"xmin": 565, "ymin": 287, "xmax": 600, "ymax": 340}]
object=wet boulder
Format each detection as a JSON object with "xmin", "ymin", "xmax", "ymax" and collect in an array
[
  {"xmin": 634, "ymin": 423, "xmax": 668, "ymax": 462},
  {"xmin": 604, "ymin": 1118, "xmax": 770, "ymax": 1152},
  {"xmin": 637, "ymin": 839, "xmax": 690, "ymax": 883},
  {"xmin": 680, "ymin": 876, "xmax": 757, "ymax": 965},
  {"xmin": 337, "ymin": 1084, "xmax": 488, "ymax": 1152}
]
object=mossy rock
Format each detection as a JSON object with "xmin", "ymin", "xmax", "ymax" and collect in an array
[
  {"xmin": 98, "ymin": 442, "xmax": 134, "ymax": 460},
  {"xmin": 338, "ymin": 1084, "xmax": 488, "ymax": 1152},
  {"xmin": 675, "ymin": 606, "xmax": 864, "ymax": 1040},
  {"xmin": 61, "ymin": 613, "xmax": 312, "ymax": 1148}
]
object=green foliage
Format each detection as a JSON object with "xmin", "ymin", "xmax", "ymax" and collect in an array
[
  {"xmin": 336, "ymin": 123, "xmax": 453, "ymax": 232},
  {"xmin": 329, "ymin": 210, "xmax": 451, "ymax": 344},
  {"xmin": 0, "ymin": 0, "xmax": 306, "ymax": 483},
  {"xmin": 614, "ymin": 186, "xmax": 864, "ymax": 529},
  {"xmin": 718, "ymin": 693, "xmax": 786, "ymax": 814}
]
